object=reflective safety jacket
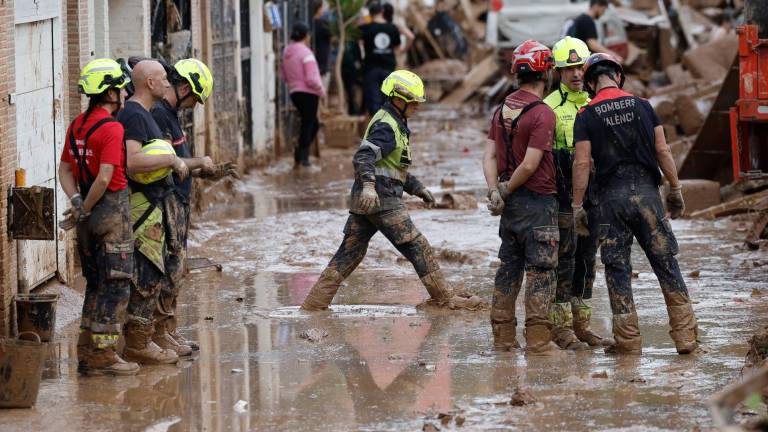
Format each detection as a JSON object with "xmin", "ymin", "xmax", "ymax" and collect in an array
[
  {"xmin": 130, "ymin": 191, "xmax": 165, "ymax": 273},
  {"xmin": 350, "ymin": 103, "xmax": 424, "ymax": 214},
  {"xmin": 544, "ymin": 83, "xmax": 589, "ymax": 208}
]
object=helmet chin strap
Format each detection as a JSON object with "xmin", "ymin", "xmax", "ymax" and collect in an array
[
  {"xmin": 391, "ymin": 96, "xmax": 409, "ymax": 121},
  {"xmin": 173, "ymin": 85, "xmax": 193, "ymax": 110}
]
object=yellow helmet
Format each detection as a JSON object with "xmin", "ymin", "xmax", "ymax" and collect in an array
[
  {"xmin": 552, "ymin": 36, "xmax": 591, "ymax": 68},
  {"xmin": 380, "ymin": 70, "xmax": 426, "ymax": 103},
  {"xmin": 129, "ymin": 139, "xmax": 175, "ymax": 184},
  {"xmin": 78, "ymin": 58, "xmax": 130, "ymax": 95},
  {"xmin": 173, "ymin": 58, "xmax": 214, "ymax": 104}
]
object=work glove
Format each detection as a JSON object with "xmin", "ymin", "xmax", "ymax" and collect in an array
[
  {"xmin": 414, "ymin": 188, "xmax": 436, "ymax": 208},
  {"xmin": 666, "ymin": 185, "xmax": 685, "ymax": 219},
  {"xmin": 59, "ymin": 214, "xmax": 76, "ymax": 231},
  {"xmin": 172, "ymin": 156, "xmax": 189, "ymax": 181},
  {"xmin": 67, "ymin": 193, "xmax": 90, "ymax": 222},
  {"xmin": 487, "ymin": 188, "xmax": 505, "ymax": 216},
  {"xmin": 497, "ymin": 180, "xmax": 513, "ymax": 200},
  {"xmin": 573, "ymin": 204, "xmax": 589, "ymax": 237},
  {"xmin": 200, "ymin": 162, "xmax": 240, "ymax": 180},
  {"xmin": 358, "ymin": 182, "xmax": 380, "ymax": 214}
]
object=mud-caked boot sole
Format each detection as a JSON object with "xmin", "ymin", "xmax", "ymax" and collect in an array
[{"xmin": 553, "ymin": 328, "xmax": 590, "ymax": 351}]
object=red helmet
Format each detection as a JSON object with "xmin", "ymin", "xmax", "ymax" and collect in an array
[
  {"xmin": 582, "ymin": 53, "xmax": 625, "ymax": 93},
  {"xmin": 511, "ymin": 40, "xmax": 554, "ymax": 74}
]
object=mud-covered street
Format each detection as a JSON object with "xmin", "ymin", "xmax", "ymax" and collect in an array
[{"xmin": 4, "ymin": 107, "xmax": 768, "ymax": 431}]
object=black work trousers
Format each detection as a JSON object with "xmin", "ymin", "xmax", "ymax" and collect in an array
[
  {"xmin": 598, "ymin": 165, "xmax": 689, "ymax": 315},
  {"xmin": 290, "ymin": 92, "xmax": 320, "ymax": 165}
]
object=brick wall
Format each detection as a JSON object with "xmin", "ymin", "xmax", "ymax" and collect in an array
[
  {"xmin": 0, "ymin": 0, "xmax": 17, "ymax": 337},
  {"xmin": 66, "ymin": 0, "xmax": 90, "ymax": 119}
]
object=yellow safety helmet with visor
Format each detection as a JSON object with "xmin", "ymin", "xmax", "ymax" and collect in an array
[
  {"xmin": 78, "ymin": 58, "xmax": 131, "ymax": 95},
  {"xmin": 552, "ymin": 36, "xmax": 590, "ymax": 69},
  {"xmin": 173, "ymin": 58, "xmax": 214, "ymax": 104},
  {"xmin": 380, "ymin": 70, "xmax": 426, "ymax": 103}
]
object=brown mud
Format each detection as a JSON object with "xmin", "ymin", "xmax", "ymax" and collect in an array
[{"xmin": 2, "ymin": 106, "xmax": 768, "ymax": 431}]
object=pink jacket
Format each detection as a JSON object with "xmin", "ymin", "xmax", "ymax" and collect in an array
[{"xmin": 281, "ymin": 42, "xmax": 325, "ymax": 97}]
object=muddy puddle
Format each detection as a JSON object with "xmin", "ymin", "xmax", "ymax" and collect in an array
[{"xmin": 3, "ymin": 106, "xmax": 768, "ymax": 431}]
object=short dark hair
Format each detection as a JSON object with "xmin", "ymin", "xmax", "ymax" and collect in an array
[
  {"xmin": 290, "ymin": 22, "xmax": 309, "ymax": 41},
  {"xmin": 518, "ymin": 71, "xmax": 545, "ymax": 85},
  {"xmin": 590, "ymin": 0, "xmax": 609, "ymax": 7},
  {"xmin": 368, "ymin": 1, "xmax": 383, "ymax": 16},
  {"xmin": 383, "ymin": 3, "xmax": 394, "ymax": 23},
  {"xmin": 585, "ymin": 63, "xmax": 619, "ymax": 85}
]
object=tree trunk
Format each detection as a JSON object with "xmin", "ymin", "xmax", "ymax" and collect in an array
[
  {"xmin": 334, "ymin": 2, "xmax": 347, "ymax": 113},
  {"xmin": 746, "ymin": 0, "xmax": 768, "ymax": 37}
]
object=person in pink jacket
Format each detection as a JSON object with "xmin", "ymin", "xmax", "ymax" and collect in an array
[{"xmin": 281, "ymin": 22, "xmax": 326, "ymax": 168}]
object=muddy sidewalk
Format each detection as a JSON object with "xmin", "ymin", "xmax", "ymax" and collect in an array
[{"xmin": 2, "ymin": 106, "xmax": 768, "ymax": 431}]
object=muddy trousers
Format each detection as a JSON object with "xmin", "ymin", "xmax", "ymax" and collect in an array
[
  {"xmin": 302, "ymin": 208, "xmax": 443, "ymax": 309},
  {"xmin": 491, "ymin": 189, "xmax": 559, "ymax": 351},
  {"xmin": 77, "ymin": 189, "xmax": 134, "ymax": 344},
  {"xmin": 573, "ymin": 204, "xmax": 601, "ymax": 300},
  {"xmin": 549, "ymin": 211, "xmax": 587, "ymax": 349},
  {"xmin": 155, "ymin": 193, "xmax": 190, "ymax": 333},
  {"xmin": 599, "ymin": 170, "xmax": 698, "ymax": 353}
]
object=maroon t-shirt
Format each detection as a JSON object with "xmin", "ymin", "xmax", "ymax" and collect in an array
[{"xmin": 487, "ymin": 88, "xmax": 556, "ymax": 195}]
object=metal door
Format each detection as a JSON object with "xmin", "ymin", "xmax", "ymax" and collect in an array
[
  {"xmin": 14, "ymin": 18, "xmax": 63, "ymax": 290},
  {"xmin": 211, "ymin": 0, "xmax": 242, "ymax": 163}
]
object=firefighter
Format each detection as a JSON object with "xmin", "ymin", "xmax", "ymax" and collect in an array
[
  {"xmin": 301, "ymin": 70, "xmax": 483, "ymax": 311},
  {"xmin": 119, "ymin": 60, "xmax": 189, "ymax": 365},
  {"xmin": 483, "ymin": 40, "xmax": 562, "ymax": 355},
  {"xmin": 543, "ymin": 36, "xmax": 602, "ymax": 350},
  {"xmin": 572, "ymin": 53, "xmax": 699, "ymax": 355},
  {"xmin": 151, "ymin": 58, "xmax": 237, "ymax": 356},
  {"xmin": 59, "ymin": 58, "xmax": 138, "ymax": 375}
]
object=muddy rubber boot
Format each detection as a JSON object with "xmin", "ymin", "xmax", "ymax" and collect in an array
[
  {"xmin": 153, "ymin": 320, "xmax": 192, "ymax": 357},
  {"xmin": 492, "ymin": 321, "xmax": 520, "ymax": 351},
  {"xmin": 604, "ymin": 312, "xmax": 642, "ymax": 355},
  {"xmin": 667, "ymin": 302, "xmax": 700, "ymax": 355},
  {"xmin": 301, "ymin": 268, "xmax": 344, "ymax": 311},
  {"xmin": 549, "ymin": 302, "xmax": 589, "ymax": 351},
  {"xmin": 524, "ymin": 324, "xmax": 563, "ymax": 356},
  {"xmin": 123, "ymin": 321, "xmax": 179, "ymax": 365},
  {"xmin": 419, "ymin": 271, "xmax": 486, "ymax": 310},
  {"xmin": 571, "ymin": 300, "xmax": 607, "ymax": 347},
  {"xmin": 491, "ymin": 291, "xmax": 520, "ymax": 350}
]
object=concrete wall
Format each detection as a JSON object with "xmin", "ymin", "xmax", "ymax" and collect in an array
[{"xmin": 109, "ymin": 0, "xmax": 151, "ymax": 58}]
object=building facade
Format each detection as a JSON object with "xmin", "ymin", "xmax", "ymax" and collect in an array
[{"xmin": 0, "ymin": 0, "xmax": 278, "ymax": 336}]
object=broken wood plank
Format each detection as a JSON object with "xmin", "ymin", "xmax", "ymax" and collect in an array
[
  {"xmin": 746, "ymin": 208, "xmax": 768, "ymax": 249},
  {"xmin": 441, "ymin": 55, "xmax": 498, "ymax": 106},
  {"xmin": 689, "ymin": 189, "xmax": 768, "ymax": 219}
]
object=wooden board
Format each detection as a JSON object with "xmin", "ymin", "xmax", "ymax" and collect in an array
[{"xmin": 441, "ymin": 55, "xmax": 498, "ymax": 106}]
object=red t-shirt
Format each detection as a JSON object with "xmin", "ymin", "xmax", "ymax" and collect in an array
[
  {"xmin": 487, "ymin": 88, "xmax": 556, "ymax": 195},
  {"xmin": 61, "ymin": 107, "xmax": 127, "ymax": 191}
]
